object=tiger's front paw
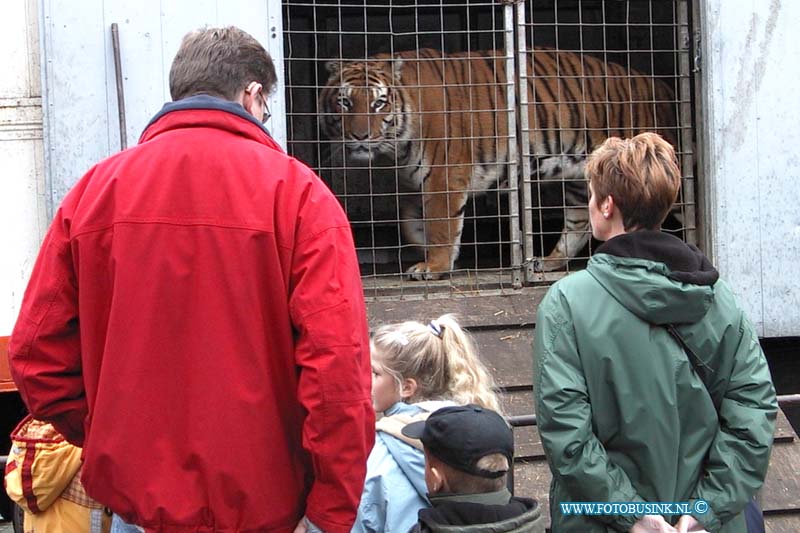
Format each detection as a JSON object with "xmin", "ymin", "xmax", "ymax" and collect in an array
[
  {"xmin": 406, "ymin": 262, "xmax": 446, "ymax": 281},
  {"xmin": 532, "ymin": 257, "xmax": 569, "ymax": 272}
]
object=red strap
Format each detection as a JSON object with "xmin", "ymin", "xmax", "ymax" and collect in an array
[
  {"xmin": 4, "ymin": 456, "xmax": 17, "ymax": 476},
  {"xmin": 21, "ymin": 442, "xmax": 41, "ymax": 513}
]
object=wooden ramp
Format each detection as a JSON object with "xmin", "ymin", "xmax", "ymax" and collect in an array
[{"xmin": 367, "ymin": 289, "xmax": 800, "ymax": 532}]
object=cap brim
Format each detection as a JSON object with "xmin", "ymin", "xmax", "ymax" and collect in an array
[{"xmin": 401, "ymin": 420, "xmax": 426, "ymax": 440}]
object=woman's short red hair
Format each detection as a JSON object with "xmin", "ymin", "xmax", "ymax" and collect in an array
[{"xmin": 586, "ymin": 132, "xmax": 681, "ymax": 231}]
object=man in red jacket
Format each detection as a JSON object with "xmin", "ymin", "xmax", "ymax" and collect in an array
[{"xmin": 8, "ymin": 26, "xmax": 374, "ymax": 533}]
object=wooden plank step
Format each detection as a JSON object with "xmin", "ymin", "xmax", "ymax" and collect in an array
[
  {"xmin": 366, "ymin": 290, "xmax": 544, "ymax": 329},
  {"xmin": 773, "ymin": 410, "xmax": 797, "ymax": 443},
  {"xmin": 500, "ymin": 388, "xmax": 535, "ymax": 417},
  {"xmin": 513, "ymin": 459, "xmax": 551, "ymax": 524},
  {"xmin": 760, "ymin": 433, "xmax": 800, "ymax": 513},
  {"xmin": 472, "ymin": 328, "xmax": 535, "ymax": 389},
  {"xmin": 765, "ymin": 513, "xmax": 800, "ymax": 533}
]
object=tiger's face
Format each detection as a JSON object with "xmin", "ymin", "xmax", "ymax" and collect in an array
[{"xmin": 320, "ymin": 58, "xmax": 410, "ymax": 162}]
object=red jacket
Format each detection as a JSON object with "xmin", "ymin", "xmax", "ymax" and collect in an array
[{"xmin": 9, "ymin": 97, "xmax": 375, "ymax": 532}]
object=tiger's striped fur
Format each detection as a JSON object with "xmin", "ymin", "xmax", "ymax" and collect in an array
[{"xmin": 319, "ymin": 48, "xmax": 677, "ymax": 279}]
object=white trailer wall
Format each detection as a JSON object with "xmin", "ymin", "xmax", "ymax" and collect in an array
[
  {"xmin": 0, "ymin": 0, "xmax": 47, "ymax": 337},
  {"xmin": 40, "ymin": 0, "xmax": 286, "ymax": 215},
  {"xmin": 700, "ymin": 0, "xmax": 800, "ymax": 337},
  {"xmin": 33, "ymin": 0, "xmax": 800, "ymax": 338}
]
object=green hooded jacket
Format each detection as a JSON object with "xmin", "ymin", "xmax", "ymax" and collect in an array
[{"xmin": 533, "ymin": 232, "xmax": 777, "ymax": 533}]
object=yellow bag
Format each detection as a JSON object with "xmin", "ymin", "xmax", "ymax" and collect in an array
[{"xmin": 4, "ymin": 416, "xmax": 110, "ymax": 533}]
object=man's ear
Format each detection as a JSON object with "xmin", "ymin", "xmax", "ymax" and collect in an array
[
  {"xmin": 400, "ymin": 378, "xmax": 418, "ymax": 400},
  {"xmin": 428, "ymin": 463, "xmax": 445, "ymax": 494},
  {"xmin": 242, "ymin": 82, "xmax": 260, "ymax": 118}
]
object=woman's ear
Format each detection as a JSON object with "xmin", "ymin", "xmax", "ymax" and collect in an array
[
  {"xmin": 601, "ymin": 194, "xmax": 616, "ymax": 219},
  {"xmin": 400, "ymin": 378, "xmax": 418, "ymax": 400}
]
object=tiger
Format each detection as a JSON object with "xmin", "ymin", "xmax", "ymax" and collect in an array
[{"xmin": 319, "ymin": 47, "xmax": 678, "ymax": 280}]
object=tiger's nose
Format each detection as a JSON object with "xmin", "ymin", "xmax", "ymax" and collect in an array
[{"xmin": 350, "ymin": 131, "xmax": 369, "ymax": 141}]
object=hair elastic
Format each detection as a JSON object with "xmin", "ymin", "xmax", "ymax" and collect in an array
[{"xmin": 428, "ymin": 320, "xmax": 444, "ymax": 338}]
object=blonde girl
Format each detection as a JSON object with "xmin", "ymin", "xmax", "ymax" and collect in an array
[{"xmin": 352, "ymin": 314, "xmax": 502, "ymax": 533}]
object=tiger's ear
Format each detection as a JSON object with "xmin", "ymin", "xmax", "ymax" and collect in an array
[
  {"xmin": 325, "ymin": 59, "xmax": 342, "ymax": 78},
  {"xmin": 391, "ymin": 57, "xmax": 404, "ymax": 82}
]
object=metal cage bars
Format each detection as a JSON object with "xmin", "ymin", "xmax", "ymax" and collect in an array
[
  {"xmin": 514, "ymin": 0, "xmax": 697, "ymax": 284},
  {"xmin": 281, "ymin": 0, "xmax": 698, "ymax": 299}
]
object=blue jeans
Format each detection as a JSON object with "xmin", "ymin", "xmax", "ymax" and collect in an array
[
  {"xmin": 305, "ymin": 517, "xmax": 326, "ymax": 533},
  {"xmin": 744, "ymin": 498, "xmax": 765, "ymax": 533},
  {"xmin": 111, "ymin": 514, "xmax": 144, "ymax": 533}
]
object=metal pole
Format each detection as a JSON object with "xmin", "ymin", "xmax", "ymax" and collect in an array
[
  {"xmin": 677, "ymin": 0, "xmax": 697, "ymax": 246},
  {"xmin": 503, "ymin": 2, "xmax": 523, "ymax": 289},
  {"xmin": 514, "ymin": 1, "xmax": 536, "ymax": 284},
  {"xmin": 778, "ymin": 394, "xmax": 800, "ymax": 407},
  {"xmin": 111, "ymin": 23, "xmax": 128, "ymax": 150}
]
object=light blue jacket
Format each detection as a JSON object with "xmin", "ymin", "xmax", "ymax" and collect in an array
[{"xmin": 352, "ymin": 401, "xmax": 453, "ymax": 533}]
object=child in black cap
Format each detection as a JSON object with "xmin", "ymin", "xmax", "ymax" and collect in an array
[{"xmin": 402, "ymin": 404, "xmax": 543, "ymax": 533}]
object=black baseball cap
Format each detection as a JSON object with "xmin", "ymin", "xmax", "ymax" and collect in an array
[{"xmin": 401, "ymin": 404, "xmax": 513, "ymax": 479}]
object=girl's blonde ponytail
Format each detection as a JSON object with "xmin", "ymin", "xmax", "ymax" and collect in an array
[
  {"xmin": 435, "ymin": 314, "xmax": 502, "ymax": 414},
  {"xmin": 371, "ymin": 314, "xmax": 501, "ymax": 414}
]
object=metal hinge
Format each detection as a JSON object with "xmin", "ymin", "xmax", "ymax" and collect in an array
[{"xmin": 693, "ymin": 30, "xmax": 702, "ymax": 73}]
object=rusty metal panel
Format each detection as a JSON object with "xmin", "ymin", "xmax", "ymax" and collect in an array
[
  {"xmin": 699, "ymin": 0, "xmax": 799, "ymax": 337},
  {"xmin": 0, "ymin": 336, "xmax": 16, "ymax": 392},
  {"xmin": 40, "ymin": 0, "xmax": 286, "ymax": 215}
]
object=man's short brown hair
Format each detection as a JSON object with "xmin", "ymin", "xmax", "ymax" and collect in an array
[
  {"xmin": 428, "ymin": 451, "xmax": 509, "ymax": 494},
  {"xmin": 169, "ymin": 26, "xmax": 277, "ymax": 101},
  {"xmin": 586, "ymin": 132, "xmax": 681, "ymax": 231}
]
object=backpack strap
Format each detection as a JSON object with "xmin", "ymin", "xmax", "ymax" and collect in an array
[{"xmin": 664, "ymin": 324, "xmax": 714, "ymax": 380}]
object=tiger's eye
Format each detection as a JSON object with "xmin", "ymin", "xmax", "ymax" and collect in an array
[{"xmin": 338, "ymin": 96, "xmax": 352, "ymax": 110}]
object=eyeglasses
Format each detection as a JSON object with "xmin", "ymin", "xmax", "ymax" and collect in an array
[
  {"xmin": 257, "ymin": 91, "xmax": 271, "ymax": 124},
  {"xmin": 247, "ymin": 81, "xmax": 271, "ymax": 124}
]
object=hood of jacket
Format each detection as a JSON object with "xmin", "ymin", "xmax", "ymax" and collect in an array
[
  {"xmin": 586, "ymin": 231, "xmax": 719, "ymax": 325},
  {"xmin": 377, "ymin": 401, "xmax": 456, "ymax": 501},
  {"xmin": 418, "ymin": 489, "xmax": 543, "ymax": 533}
]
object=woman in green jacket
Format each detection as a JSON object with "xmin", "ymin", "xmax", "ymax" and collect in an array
[{"xmin": 534, "ymin": 133, "xmax": 777, "ymax": 533}]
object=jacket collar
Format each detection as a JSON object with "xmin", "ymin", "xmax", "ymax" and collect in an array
[{"xmin": 139, "ymin": 95, "xmax": 282, "ymax": 152}]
